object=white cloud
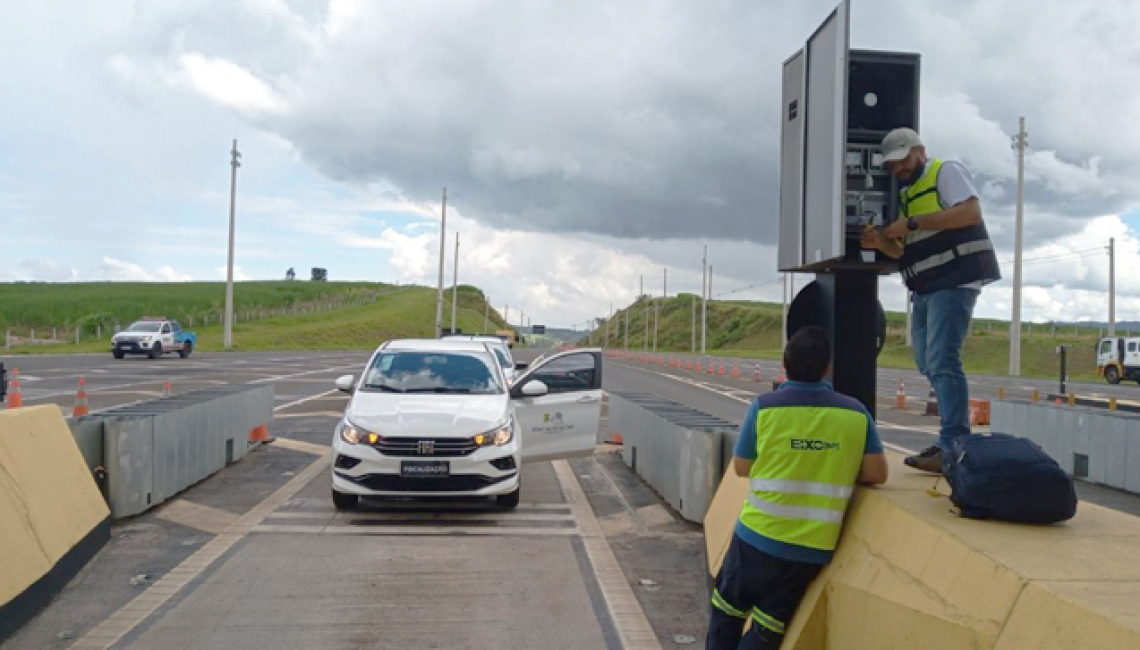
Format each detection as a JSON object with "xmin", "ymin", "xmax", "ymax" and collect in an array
[
  {"xmin": 100, "ymin": 257, "xmax": 196, "ymax": 282},
  {"xmin": 177, "ymin": 52, "xmax": 288, "ymax": 115},
  {"xmin": 215, "ymin": 265, "xmax": 252, "ymax": 282}
]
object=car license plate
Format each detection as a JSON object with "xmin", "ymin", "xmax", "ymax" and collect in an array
[{"xmin": 400, "ymin": 461, "xmax": 449, "ymax": 478}]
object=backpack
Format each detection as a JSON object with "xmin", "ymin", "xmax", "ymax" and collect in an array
[{"xmin": 943, "ymin": 433, "xmax": 1077, "ymax": 524}]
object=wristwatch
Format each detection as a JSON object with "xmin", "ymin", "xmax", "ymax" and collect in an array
[{"xmin": 906, "ymin": 217, "xmax": 919, "ymax": 231}]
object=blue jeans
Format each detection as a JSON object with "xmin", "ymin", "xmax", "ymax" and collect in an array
[{"xmin": 912, "ymin": 287, "xmax": 979, "ymax": 451}]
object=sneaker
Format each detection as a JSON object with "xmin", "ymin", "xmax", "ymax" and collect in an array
[{"xmin": 904, "ymin": 446, "xmax": 944, "ymax": 474}]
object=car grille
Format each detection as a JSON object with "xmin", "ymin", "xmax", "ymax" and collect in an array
[
  {"xmin": 336, "ymin": 471, "xmax": 515, "ymax": 492},
  {"xmin": 373, "ymin": 437, "xmax": 478, "ymax": 457}
]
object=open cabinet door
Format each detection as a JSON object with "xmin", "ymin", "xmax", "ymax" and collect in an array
[{"xmin": 512, "ymin": 349, "xmax": 603, "ymax": 464}]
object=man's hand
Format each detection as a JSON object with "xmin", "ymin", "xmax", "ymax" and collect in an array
[
  {"xmin": 860, "ymin": 225, "xmax": 888, "ymax": 251},
  {"xmin": 883, "ymin": 218, "xmax": 911, "ymax": 240}
]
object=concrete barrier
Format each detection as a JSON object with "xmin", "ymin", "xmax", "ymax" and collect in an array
[
  {"xmin": 610, "ymin": 392, "xmax": 738, "ymax": 523},
  {"xmin": 993, "ymin": 400, "xmax": 1140, "ymax": 494},
  {"xmin": 704, "ymin": 453, "xmax": 1140, "ymax": 649},
  {"xmin": 0, "ymin": 405, "xmax": 111, "ymax": 644}
]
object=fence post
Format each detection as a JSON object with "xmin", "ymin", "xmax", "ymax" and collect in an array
[
  {"xmin": 31, "ymin": 328, "xmax": 35, "ymax": 341},
  {"xmin": 76, "ymin": 328, "xmax": 80, "ymax": 344},
  {"xmin": 53, "ymin": 327, "xmax": 57, "ymax": 341}
]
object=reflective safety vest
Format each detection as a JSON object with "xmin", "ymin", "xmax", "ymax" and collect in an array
[
  {"xmin": 898, "ymin": 158, "xmax": 1001, "ymax": 294},
  {"xmin": 738, "ymin": 395, "xmax": 869, "ymax": 552}
]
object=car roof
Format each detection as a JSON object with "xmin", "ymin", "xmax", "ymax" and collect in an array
[
  {"xmin": 382, "ymin": 338, "xmax": 492, "ymax": 353},
  {"xmin": 442, "ymin": 335, "xmax": 508, "ymax": 344}
]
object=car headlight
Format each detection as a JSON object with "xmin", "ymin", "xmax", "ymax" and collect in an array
[
  {"xmin": 474, "ymin": 419, "xmax": 513, "ymax": 447},
  {"xmin": 338, "ymin": 419, "xmax": 379, "ymax": 445}
]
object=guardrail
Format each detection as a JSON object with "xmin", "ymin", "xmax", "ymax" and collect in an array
[
  {"xmin": 67, "ymin": 384, "xmax": 274, "ymax": 518},
  {"xmin": 608, "ymin": 392, "xmax": 738, "ymax": 523}
]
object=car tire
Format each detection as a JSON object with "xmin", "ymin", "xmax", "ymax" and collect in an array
[
  {"xmin": 1105, "ymin": 366, "xmax": 1121, "ymax": 385},
  {"xmin": 113, "ymin": 351, "xmax": 125, "ymax": 360},
  {"xmin": 496, "ymin": 486, "xmax": 520, "ymax": 509},
  {"xmin": 149, "ymin": 343, "xmax": 163, "ymax": 359},
  {"xmin": 179, "ymin": 342, "xmax": 193, "ymax": 359},
  {"xmin": 332, "ymin": 488, "xmax": 359, "ymax": 511}
]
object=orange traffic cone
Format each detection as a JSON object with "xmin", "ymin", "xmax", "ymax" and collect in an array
[
  {"xmin": 685, "ymin": 358, "xmax": 693, "ymax": 371},
  {"xmin": 718, "ymin": 361, "xmax": 726, "ymax": 376},
  {"xmin": 72, "ymin": 376, "xmax": 90, "ymax": 417},
  {"xmin": 707, "ymin": 359, "xmax": 715, "ymax": 374},
  {"xmin": 696, "ymin": 360, "xmax": 703, "ymax": 373},
  {"xmin": 753, "ymin": 364, "xmax": 762, "ymax": 382},
  {"xmin": 894, "ymin": 379, "xmax": 906, "ymax": 410},
  {"xmin": 731, "ymin": 361, "xmax": 741, "ymax": 378},
  {"xmin": 163, "ymin": 380, "xmax": 172, "ymax": 398},
  {"xmin": 7, "ymin": 368, "xmax": 22, "ymax": 408},
  {"xmin": 249, "ymin": 423, "xmax": 275, "ymax": 445}
]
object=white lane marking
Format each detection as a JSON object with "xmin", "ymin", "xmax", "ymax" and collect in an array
[
  {"xmin": 69, "ymin": 453, "xmax": 330, "ymax": 650},
  {"xmin": 552, "ymin": 460, "xmax": 662, "ymax": 650},
  {"xmin": 251, "ymin": 364, "xmax": 361, "ymax": 384},
  {"xmin": 274, "ymin": 411, "xmax": 346, "ymax": 419},
  {"xmin": 251, "ymin": 524, "xmax": 579, "ymax": 537},
  {"xmin": 273, "ymin": 389, "xmax": 341, "ymax": 412},
  {"xmin": 270, "ymin": 437, "xmax": 331, "ymax": 456},
  {"xmin": 882, "ymin": 441, "xmax": 919, "ymax": 455}
]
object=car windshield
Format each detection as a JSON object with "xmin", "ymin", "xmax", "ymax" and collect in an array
[
  {"xmin": 360, "ymin": 351, "xmax": 503, "ymax": 394},
  {"xmin": 492, "ymin": 348, "xmax": 511, "ymax": 369},
  {"xmin": 127, "ymin": 322, "xmax": 162, "ymax": 332}
]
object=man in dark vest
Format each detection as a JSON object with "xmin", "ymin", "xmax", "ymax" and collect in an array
[{"xmin": 861, "ymin": 128, "xmax": 1001, "ymax": 473}]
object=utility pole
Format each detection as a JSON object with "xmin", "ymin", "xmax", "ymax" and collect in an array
[
  {"xmin": 435, "ymin": 188, "xmax": 447, "ymax": 339},
  {"xmin": 641, "ymin": 275, "xmax": 648, "ymax": 351},
  {"xmin": 701, "ymin": 246, "xmax": 708, "ymax": 354},
  {"xmin": 607, "ymin": 303, "xmax": 612, "ymax": 348},
  {"xmin": 450, "ymin": 232, "xmax": 460, "ymax": 333},
  {"xmin": 483, "ymin": 296, "xmax": 489, "ymax": 334},
  {"xmin": 781, "ymin": 273, "xmax": 789, "ymax": 349},
  {"xmin": 624, "ymin": 297, "xmax": 630, "ymax": 349},
  {"xmin": 223, "ymin": 139, "xmax": 241, "ymax": 349},
  {"xmin": 691, "ymin": 292, "xmax": 696, "ymax": 352},
  {"xmin": 504, "ymin": 304, "xmax": 509, "ymax": 327},
  {"xmin": 707, "ymin": 265, "xmax": 713, "ymax": 349},
  {"xmin": 1010, "ymin": 117, "xmax": 1027, "ymax": 375},
  {"xmin": 1108, "ymin": 237, "xmax": 1116, "ymax": 336}
]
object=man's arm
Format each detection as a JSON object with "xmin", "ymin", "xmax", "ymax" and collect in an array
[
  {"xmin": 733, "ymin": 455, "xmax": 753, "ymax": 477},
  {"xmin": 857, "ymin": 453, "xmax": 889, "ymax": 485},
  {"xmin": 910, "ymin": 197, "xmax": 983, "ymax": 231}
]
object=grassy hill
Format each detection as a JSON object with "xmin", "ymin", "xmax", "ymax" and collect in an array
[
  {"xmin": 591, "ymin": 294, "xmax": 1121, "ymax": 382},
  {"xmin": 1, "ymin": 282, "xmax": 511, "ymax": 353}
]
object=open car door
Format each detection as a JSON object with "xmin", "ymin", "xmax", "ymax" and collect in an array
[{"xmin": 512, "ymin": 349, "xmax": 603, "ymax": 463}]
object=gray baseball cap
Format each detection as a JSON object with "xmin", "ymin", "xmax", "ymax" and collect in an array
[{"xmin": 881, "ymin": 128, "xmax": 922, "ymax": 162}]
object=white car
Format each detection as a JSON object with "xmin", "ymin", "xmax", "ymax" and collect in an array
[
  {"xmin": 442, "ymin": 334, "xmax": 520, "ymax": 384},
  {"xmin": 330, "ymin": 339, "xmax": 603, "ymax": 510}
]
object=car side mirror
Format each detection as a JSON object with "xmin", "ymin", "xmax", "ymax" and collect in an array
[
  {"xmin": 519, "ymin": 380, "xmax": 548, "ymax": 397},
  {"xmin": 515, "ymin": 362, "xmax": 529, "ymax": 371},
  {"xmin": 334, "ymin": 375, "xmax": 356, "ymax": 393}
]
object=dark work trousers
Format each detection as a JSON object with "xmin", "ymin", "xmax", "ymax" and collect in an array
[{"xmin": 706, "ymin": 533, "xmax": 823, "ymax": 650}]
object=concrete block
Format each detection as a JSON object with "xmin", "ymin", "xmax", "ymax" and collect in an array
[
  {"xmin": 1105, "ymin": 417, "xmax": 1128, "ymax": 489},
  {"xmin": 0, "ymin": 406, "xmax": 110, "ymax": 642}
]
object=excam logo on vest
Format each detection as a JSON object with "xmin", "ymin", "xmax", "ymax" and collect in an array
[{"xmin": 791, "ymin": 439, "xmax": 841, "ymax": 451}]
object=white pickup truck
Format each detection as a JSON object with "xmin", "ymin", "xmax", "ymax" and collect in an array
[{"xmin": 111, "ymin": 317, "xmax": 196, "ymax": 360}]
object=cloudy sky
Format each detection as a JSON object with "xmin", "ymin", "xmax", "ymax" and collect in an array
[{"xmin": 2, "ymin": 0, "xmax": 1139, "ymax": 328}]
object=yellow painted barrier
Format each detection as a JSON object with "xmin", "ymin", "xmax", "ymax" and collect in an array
[
  {"xmin": 0, "ymin": 405, "xmax": 111, "ymax": 643},
  {"xmin": 705, "ymin": 452, "xmax": 1140, "ymax": 649}
]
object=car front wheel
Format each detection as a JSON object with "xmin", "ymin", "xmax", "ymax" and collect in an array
[
  {"xmin": 179, "ymin": 342, "xmax": 193, "ymax": 358},
  {"xmin": 113, "ymin": 350, "xmax": 125, "ymax": 360},
  {"xmin": 1105, "ymin": 366, "xmax": 1121, "ymax": 385},
  {"xmin": 149, "ymin": 343, "xmax": 163, "ymax": 359},
  {"xmin": 496, "ymin": 486, "xmax": 520, "ymax": 509},
  {"xmin": 332, "ymin": 488, "xmax": 359, "ymax": 510}
]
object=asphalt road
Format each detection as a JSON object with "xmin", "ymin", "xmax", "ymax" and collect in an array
[{"xmin": 2, "ymin": 348, "xmax": 708, "ymax": 650}]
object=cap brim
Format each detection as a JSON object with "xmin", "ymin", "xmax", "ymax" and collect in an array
[{"xmin": 881, "ymin": 148, "xmax": 909, "ymax": 163}]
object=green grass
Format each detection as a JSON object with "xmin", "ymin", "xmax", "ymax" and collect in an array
[
  {"xmin": 2, "ymin": 283, "xmax": 511, "ymax": 354},
  {"xmin": 595, "ymin": 296, "xmax": 1108, "ymax": 382}
]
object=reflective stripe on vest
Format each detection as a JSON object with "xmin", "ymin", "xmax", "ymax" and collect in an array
[
  {"xmin": 898, "ymin": 158, "xmax": 1001, "ymax": 292},
  {"xmin": 903, "ymin": 239, "xmax": 995, "ymax": 279},
  {"xmin": 737, "ymin": 405, "xmax": 867, "ymax": 551}
]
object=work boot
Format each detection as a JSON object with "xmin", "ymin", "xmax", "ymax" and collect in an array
[{"xmin": 904, "ymin": 446, "xmax": 944, "ymax": 474}]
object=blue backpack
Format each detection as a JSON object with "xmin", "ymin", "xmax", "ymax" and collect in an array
[{"xmin": 943, "ymin": 433, "xmax": 1077, "ymax": 524}]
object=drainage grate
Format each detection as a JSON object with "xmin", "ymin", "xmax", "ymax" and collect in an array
[{"xmin": 1073, "ymin": 453, "xmax": 1089, "ymax": 479}]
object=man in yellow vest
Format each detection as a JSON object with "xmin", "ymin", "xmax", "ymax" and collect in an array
[
  {"xmin": 707, "ymin": 326, "xmax": 887, "ymax": 649},
  {"xmin": 861, "ymin": 127, "xmax": 1001, "ymax": 474}
]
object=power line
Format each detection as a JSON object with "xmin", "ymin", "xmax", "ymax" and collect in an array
[{"xmin": 714, "ymin": 279, "xmax": 783, "ymax": 299}]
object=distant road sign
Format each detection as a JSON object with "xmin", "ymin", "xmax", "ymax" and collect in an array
[{"xmin": 532, "ymin": 325, "xmax": 546, "ymax": 335}]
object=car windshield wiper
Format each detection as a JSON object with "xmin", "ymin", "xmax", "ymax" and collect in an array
[
  {"xmin": 405, "ymin": 387, "xmax": 473, "ymax": 393},
  {"xmin": 363, "ymin": 383, "xmax": 405, "ymax": 392}
]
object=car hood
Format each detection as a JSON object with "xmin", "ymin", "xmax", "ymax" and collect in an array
[{"xmin": 346, "ymin": 391, "xmax": 509, "ymax": 439}]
